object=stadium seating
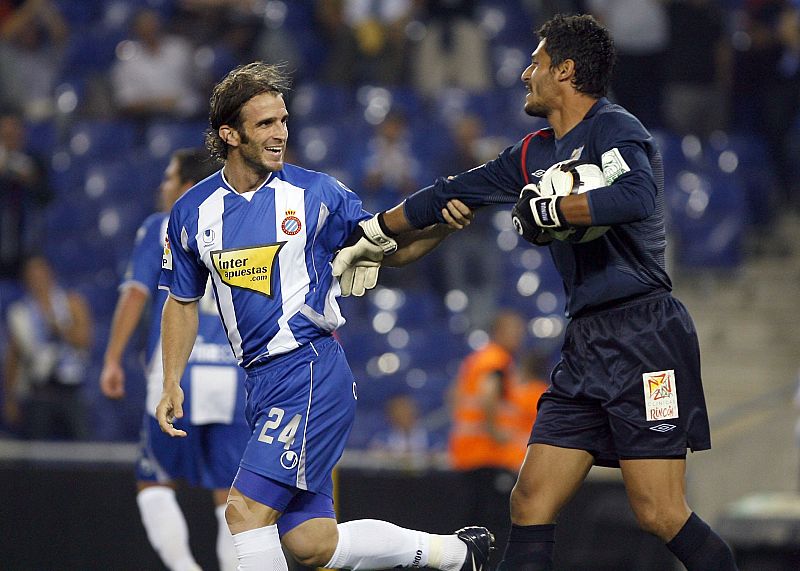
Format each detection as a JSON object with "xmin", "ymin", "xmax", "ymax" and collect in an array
[{"xmin": 30, "ymin": 52, "xmax": 766, "ymax": 442}]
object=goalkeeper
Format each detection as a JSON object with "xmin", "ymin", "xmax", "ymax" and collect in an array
[{"xmin": 333, "ymin": 13, "xmax": 737, "ymax": 571}]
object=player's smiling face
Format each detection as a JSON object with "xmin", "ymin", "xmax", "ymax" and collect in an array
[
  {"xmin": 235, "ymin": 92, "xmax": 289, "ymax": 175},
  {"xmin": 521, "ymin": 40, "xmax": 558, "ymax": 118}
]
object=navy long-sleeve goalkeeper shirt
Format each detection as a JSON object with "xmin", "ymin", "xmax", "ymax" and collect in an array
[{"xmin": 403, "ymin": 98, "xmax": 671, "ymax": 317}]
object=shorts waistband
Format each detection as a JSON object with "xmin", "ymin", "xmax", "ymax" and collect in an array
[
  {"xmin": 572, "ymin": 289, "xmax": 671, "ymax": 320},
  {"xmin": 245, "ymin": 335, "xmax": 336, "ymax": 372}
]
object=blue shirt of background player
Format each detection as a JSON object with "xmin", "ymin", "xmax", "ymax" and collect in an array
[
  {"xmin": 403, "ymin": 98, "xmax": 671, "ymax": 317},
  {"xmin": 123, "ymin": 213, "xmax": 169, "ymax": 368}
]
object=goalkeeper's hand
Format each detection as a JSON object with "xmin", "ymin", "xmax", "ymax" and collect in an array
[
  {"xmin": 332, "ymin": 214, "xmax": 398, "ymax": 296},
  {"xmin": 511, "ymin": 184, "xmax": 557, "ymax": 246},
  {"xmin": 514, "ymin": 183, "xmax": 567, "ymax": 230}
]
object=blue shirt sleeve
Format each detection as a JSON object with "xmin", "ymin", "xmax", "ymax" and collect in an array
[
  {"xmin": 122, "ymin": 213, "xmax": 166, "ymax": 295},
  {"xmin": 403, "ymin": 142, "xmax": 526, "ymax": 229},
  {"xmin": 323, "ymin": 176, "xmax": 372, "ymax": 250},
  {"xmin": 585, "ymin": 112, "xmax": 658, "ymax": 226},
  {"xmin": 158, "ymin": 204, "xmax": 208, "ymax": 301}
]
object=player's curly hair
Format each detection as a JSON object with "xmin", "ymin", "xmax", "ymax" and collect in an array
[
  {"xmin": 537, "ymin": 14, "xmax": 615, "ymax": 99},
  {"xmin": 205, "ymin": 62, "xmax": 292, "ymax": 161}
]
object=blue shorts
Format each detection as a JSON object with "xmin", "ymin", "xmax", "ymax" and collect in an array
[
  {"xmin": 531, "ymin": 292, "xmax": 711, "ymax": 467},
  {"xmin": 232, "ymin": 466, "xmax": 337, "ymax": 536},
  {"xmin": 136, "ymin": 414, "xmax": 250, "ymax": 489},
  {"xmin": 239, "ymin": 336, "xmax": 357, "ymax": 497}
]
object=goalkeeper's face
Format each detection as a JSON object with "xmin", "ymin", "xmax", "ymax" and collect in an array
[{"xmin": 521, "ymin": 40, "xmax": 559, "ymax": 119}]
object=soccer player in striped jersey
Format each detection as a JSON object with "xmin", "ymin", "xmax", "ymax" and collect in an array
[
  {"xmin": 101, "ymin": 148, "xmax": 248, "ymax": 571},
  {"xmin": 332, "ymin": 13, "xmax": 738, "ymax": 571},
  {"xmin": 156, "ymin": 62, "xmax": 493, "ymax": 570}
]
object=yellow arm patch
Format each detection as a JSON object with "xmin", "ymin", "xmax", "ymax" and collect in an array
[{"xmin": 211, "ymin": 242, "xmax": 286, "ymax": 297}]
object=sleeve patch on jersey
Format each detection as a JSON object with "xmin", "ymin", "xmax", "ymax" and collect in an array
[
  {"xmin": 162, "ymin": 235, "xmax": 173, "ymax": 270},
  {"xmin": 601, "ymin": 147, "xmax": 631, "ymax": 184},
  {"xmin": 642, "ymin": 369, "xmax": 679, "ymax": 421},
  {"xmin": 211, "ymin": 242, "xmax": 285, "ymax": 297}
]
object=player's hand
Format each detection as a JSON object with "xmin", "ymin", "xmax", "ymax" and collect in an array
[
  {"xmin": 511, "ymin": 185, "xmax": 555, "ymax": 246},
  {"xmin": 442, "ymin": 199, "xmax": 474, "ymax": 230},
  {"xmin": 100, "ymin": 361, "xmax": 125, "ymax": 399},
  {"xmin": 155, "ymin": 385, "xmax": 187, "ymax": 437},
  {"xmin": 514, "ymin": 183, "xmax": 566, "ymax": 229},
  {"xmin": 332, "ymin": 214, "xmax": 398, "ymax": 296}
]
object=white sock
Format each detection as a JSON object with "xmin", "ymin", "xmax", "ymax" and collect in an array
[
  {"xmin": 232, "ymin": 525, "xmax": 288, "ymax": 571},
  {"xmin": 136, "ymin": 486, "xmax": 201, "ymax": 571},
  {"xmin": 324, "ymin": 519, "xmax": 467, "ymax": 570},
  {"xmin": 215, "ymin": 504, "xmax": 238, "ymax": 571}
]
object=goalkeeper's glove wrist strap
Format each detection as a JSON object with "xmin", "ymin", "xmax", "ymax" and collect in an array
[
  {"xmin": 377, "ymin": 212, "xmax": 399, "ymax": 238},
  {"xmin": 361, "ymin": 214, "xmax": 398, "ymax": 254},
  {"xmin": 532, "ymin": 196, "xmax": 566, "ymax": 228}
]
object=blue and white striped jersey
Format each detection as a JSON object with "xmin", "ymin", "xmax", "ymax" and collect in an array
[
  {"xmin": 124, "ymin": 212, "xmax": 244, "ymax": 423},
  {"xmin": 159, "ymin": 164, "xmax": 370, "ymax": 367}
]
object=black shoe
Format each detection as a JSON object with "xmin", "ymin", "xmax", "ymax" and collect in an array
[{"xmin": 456, "ymin": 526, "xmax": 495, "ymax": 571}]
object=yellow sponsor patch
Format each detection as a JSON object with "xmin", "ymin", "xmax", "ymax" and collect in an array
[{"xmin": 211, "ymin": 243, "xmax": 285, "ymax": 297}]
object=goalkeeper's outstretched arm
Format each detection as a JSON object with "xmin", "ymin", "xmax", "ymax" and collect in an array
[
  {"xmin": 332, "ymin": 199, "xmax": 473, "ymax": 296},
  {"xmin": 385, "ymin": 199, "xmax": 473, "ymax": 267}
]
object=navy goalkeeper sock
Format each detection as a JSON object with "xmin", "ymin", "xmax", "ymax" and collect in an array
[
  {"xmin": 666, "ymin": 513, "xmax": 738, "ymax": 571},
  {"xmin": 497, "ymin": 523, "xmax": 555, "ymax": 571}
]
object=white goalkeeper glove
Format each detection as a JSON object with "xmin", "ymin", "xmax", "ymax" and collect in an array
[{"xmin": 332, "ymin": 214, "xmax": 398, "ymax": 296}]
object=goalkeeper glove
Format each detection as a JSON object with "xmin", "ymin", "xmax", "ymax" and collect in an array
[
  {"xmin": 511, "ymin": 184, "xmax": 558, "ymax": 246},
  {"xmin": 332, "ymin": 213, "xmax": 398, "ymax": 296},
  {"xmin": 518, "ymin": 182, "xmax": 566, "ymax": 229}
]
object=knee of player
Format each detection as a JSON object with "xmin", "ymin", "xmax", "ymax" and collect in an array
[
  {"xmin": 509, "ymin": 476, "xmax": 541, "ymax": 511},
  {"xmin": 224, "ymin": 494, "xmax": 266, "ymax": 533},
  {"xmin": 283, "ymin": 519, "xmax": 340, "ymax": 567},
  {"xmin": 285, "ymin": 528, "xmax": 338, "ymax": 568},
  {"xmin": 224, "ymin": 497, "xmax": 246, "ymax": 529},
  {"xmin": 629, "ymin": 500, "xmax": 686, "ymax": 539}
]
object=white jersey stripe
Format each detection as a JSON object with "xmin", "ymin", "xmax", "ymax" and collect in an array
[
  {"xmin": 296, "ymin": 347, "xmax": 317, "ymax": 490},
  {"xmin": 266, "ymin": 179, "xmax": 308, "ymax": 355},
  {"xmin": 197, "ymin": 187, "xmax": 244, "ymax": 362}
]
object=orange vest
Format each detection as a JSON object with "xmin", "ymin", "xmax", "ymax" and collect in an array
[{"xmin": 449, "ymin": 343, "xmax": 546, "ymax": 472}]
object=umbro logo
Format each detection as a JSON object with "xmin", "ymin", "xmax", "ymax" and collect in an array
[
  {"xmin": 649, "ymin": 423, "xmax": 677, "ymax": 432},
  {"xmin": 531, "ymin": 169, "xmax": 546, "ymax": 178}
]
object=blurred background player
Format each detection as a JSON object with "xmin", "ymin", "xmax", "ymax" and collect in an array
[
  {"xmin": 449, "ymin": 310, "xmax": 545, "ymax": 565},
  {"xmin": 100, "ymin": 148, "xmax": 249, "ymax": 571},
  {"xmin": 4, "ymin": 254, "xmax": 92, "ymax": 439}
]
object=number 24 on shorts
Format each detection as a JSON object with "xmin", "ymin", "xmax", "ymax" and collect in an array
[{"xmin": 258, "ymin": 407, "xmax": 302, "ymax": 449}]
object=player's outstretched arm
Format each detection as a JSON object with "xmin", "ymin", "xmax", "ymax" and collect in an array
[
  {"xmin": 385, "ymin": 199, "xmax": 474, "ymax": 267},
  {"xmin": 333, "ymin": 200, "xmax": 473, "ymax": 295},
  {"xmin": 100, "ymin": 285, "xmax": 149, "ymax": 399},
  {"xmin": 156, "ymin": 295, "xmax": 198, "ymax": 437}
]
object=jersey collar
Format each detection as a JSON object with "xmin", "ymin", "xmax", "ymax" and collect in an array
[{"xmin": 220, "ymin": 168, "xmax": 278, "ymax": 196}]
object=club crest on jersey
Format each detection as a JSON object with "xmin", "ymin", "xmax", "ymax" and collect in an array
[
  {"xmin": 642, "ymin": 369, "xmax": 679, "ymax": 421},
  {"xmin": 211, "ymin": 242, "xmax": 285, "ymax": 297},
  {"xmin": 162, "ymin": 236, "xmax": 172, "ymax": 269},
  {"xmin": 281, "ymin": 210, "xmax": 302, "ymax": 236}
]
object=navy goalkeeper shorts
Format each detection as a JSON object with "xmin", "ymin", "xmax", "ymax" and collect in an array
[{"xmin": 530, "ymin": 291, "xmax": 711, "ymax": 467}]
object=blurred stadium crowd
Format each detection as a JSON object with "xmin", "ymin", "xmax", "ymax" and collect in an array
[{"xmin": 1, "ymin": 0, "xmax": 800, "ymax": 447}]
